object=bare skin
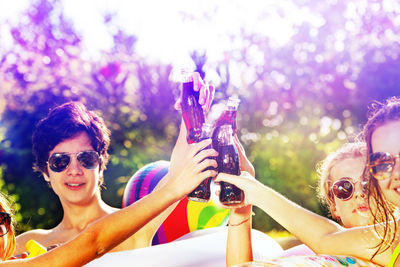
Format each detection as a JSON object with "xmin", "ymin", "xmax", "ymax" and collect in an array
[
  {"xmin": 217, "ymin": 128, "xmax": 400, "ymax": 266},
  {"xmin": 1, "ymin": 119, "xmax": 219, "ymax": 266},
  {"xmin": 330, "ymin": 157, "xmax": 374, "ymax": 228},
  {"xmin": 16, "ymin": 132, "xmax": 162, "ymax": 253},
  {"xmin": 15, "ymin": 72, "xmax": 214, "ymax": 255}
]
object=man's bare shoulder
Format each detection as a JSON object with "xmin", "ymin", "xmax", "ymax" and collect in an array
[{"xmin": 17, "ymin": 228, "xmax": 53, "ymax": 241}]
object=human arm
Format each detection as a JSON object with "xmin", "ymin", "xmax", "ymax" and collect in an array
[
  {"xmin": 2, "ymin": 138, "xmax": 217, "ymax": 266},
  {"xmin": 14, "ymin": 231, "xmax": 60, "ymax": 257},
  {"xmin": 4, "ymin": 184, "xmax": 188, "ymax": 266},
  {"xmin": 120, "ymin": 71, "xmax": 215, "ymax": 247},
  {"xmin": 215, "ymin": 171, "xmax": 394, "ymax": 266},
  {"xmin": 226, "ymin": 136, "xmax": 254, "ymax": 266},
  {"xmin": 226, "ymin": 205, "xmax": 253, "ymax": 267},
  {"xmin": 174, "ymin": 71, "xmax": 215, "ymax": 112}
]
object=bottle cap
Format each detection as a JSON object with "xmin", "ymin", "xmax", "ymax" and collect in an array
[
  {"xmin": 26, "ymin": 239, "xmax": 47, "ymax": 258},
  {"xmin": 181, "ymin": 68, "xmax": 194, "ymax": 83},
  {"xmin": 226, "ymin": 97, "xmax": 240, "ymax": 109},
  {"xmin": 228, "ymin": 96, "xmax": 240, "ymax": 102},
  {"xmin": 201, "ymin": 123, "xmax": 214, "ymax": 129}
]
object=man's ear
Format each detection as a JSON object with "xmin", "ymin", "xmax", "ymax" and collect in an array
[{"xmin": 43, "ymin": 173, "xmax": 50, "ymax": 183}]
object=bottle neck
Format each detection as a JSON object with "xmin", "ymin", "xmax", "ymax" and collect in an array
[
  {"xmin": 218, "ymin": 128, "xmax": 233, "ymax": 146},
  {"xmin": 182, "ymin": 80, "xmax": 195, "ymax": 96},
  {"xmin": 181, "ymin": 69, "xmax": 193, "ymax": 83},
  {"xmin": 200, "ymin": 129, "xmax": 213, "ymax": 139},
  {"xmin": 226, "ymin": 98, "xmax": 240, "ymax": 111},
  {"xmin": 226, "ymin": 106, "xmax": 238, "ymax": 112}
]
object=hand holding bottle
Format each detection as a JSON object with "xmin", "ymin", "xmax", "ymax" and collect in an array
[
  {"xmin": 215, "ymin": 171, "xmax": 263, "ymax": 208},
  {"xmin": 216, "ymin": 125, "xmax": 244, "ymax": 205},
  {"xmin": 187, "ymin": 123, "xmax": 216, "ymax": 202},
  {"xmin": 174, "ymin": 71, "xmax": 215, "ymax": 112},
  {"xmin": 165, "ymin": 120, "xmax": 218, "ymax": 200},
  {"xmin": 176, "ymin": 71, "xmax": 215, "ymax": 143}
]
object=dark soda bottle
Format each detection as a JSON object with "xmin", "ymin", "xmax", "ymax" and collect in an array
[
  {"xmin": 212, "ymin": 97, "xmax": 240, "ymax": 149},
  {"xmin": 181, "ymin": 70, "xmax": 205, "ymax": 144},
  {"xmin": 216, "ymin": 125, "xmax": 243, "ymax": 205},
  {"xmin": 187, "ymin": 123, "xmax": 214, "ymax": 202}
]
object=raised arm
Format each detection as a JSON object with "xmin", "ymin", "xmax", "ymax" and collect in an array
[
  {"xmin": 3, "ymin": 137, "xmax": 218, "ymax": 266},
  {"xmin": 226, "ymin": 205, "xmax": 253, "ymax": 267},
  {"xmin": 126, "ymin": 71, "xmax": 215, "ymax": 246},
  {"xmin": 216, "ymin": 171, "xmax": 394, "ymax": 266},
  {"xmin": 226, "ymin": 135, "xmax": 255, "ymax": 266}
]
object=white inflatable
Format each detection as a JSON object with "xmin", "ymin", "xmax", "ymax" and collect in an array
[{"xmin": 84, "ymin": 226, "xmax": 283, "ymax": 267}]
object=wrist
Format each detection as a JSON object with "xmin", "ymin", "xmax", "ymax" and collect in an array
[
  {"xmin": 155, "ymin": 177, "xmax": 182, "ymax": 204},
  {"xmin": 228, "ymin": 209, "xmax": 253, "ymax": 226},
  {"xmin": 228, "ymin": 217, "xmax": 251, "ymax": 227}
]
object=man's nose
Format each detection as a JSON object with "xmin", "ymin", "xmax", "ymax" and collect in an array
[{"xmin": 66, "ymin": 156, "xmax": 83, "ymax": 175}]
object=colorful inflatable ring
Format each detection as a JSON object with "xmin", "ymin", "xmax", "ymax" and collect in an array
[{"xmin": 122, "ymin": 160, "xmax": 230, "ymax": 245}]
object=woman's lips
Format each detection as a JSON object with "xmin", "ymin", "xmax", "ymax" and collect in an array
[{"xmin": 353, "ymin": 204, "xmax": 369, "ymax": 213}]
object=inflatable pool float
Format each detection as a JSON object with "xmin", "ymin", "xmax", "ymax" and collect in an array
[
  {"xmin": 233, "ymin": 254, "xmax": 380, "ymax": 266},
  {"xmin": 122, "ymin": 160, "xmax": 230, "ymax": 245},
  {"xmin": 84, "ymin": 227, "xmax": 284, "ymax": 267}
]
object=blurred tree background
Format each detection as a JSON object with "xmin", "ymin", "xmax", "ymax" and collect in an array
[{"xmin": 0, "ymin": 0, "xmax": 399, "ymax": 234}]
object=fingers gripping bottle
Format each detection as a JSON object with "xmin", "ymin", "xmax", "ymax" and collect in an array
[
  {"xmin": 181, "ymin": 70, "xmax": 205, "ymax": 144},
  {"xmin": 216, "ymin": 125, "xmax": 243, "ymax": 205},
  {"xmin": 187, "ymin": 123, "xmax": 215, "ymax": 202},
  {"xmin": 212, "ymin": 97, "xmax": 240, "ymax": 149}
]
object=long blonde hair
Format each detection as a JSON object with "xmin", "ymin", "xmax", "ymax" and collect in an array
[
  {"xmin": 360, "ymin": 97, "xmax": 400, "ymax": 258},
  {"xmin": 317, "ymin": 142, "xmax": 367, "ymax": 218}
]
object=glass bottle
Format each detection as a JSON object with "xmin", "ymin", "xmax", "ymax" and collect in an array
[
  {"xmin": 187, "ymin": 123, "xmax": 214, "ymax": 202},
  {"xmin": 212, "ymin": 97, "xmax": 240, "ymax": 149},
  {"xmin": 180, "ymin": 70, "xmax": 205, "ymax": 144},
  {"xmin": 216, "ymin": 125, "xmax": 243, "ymax": 205}
]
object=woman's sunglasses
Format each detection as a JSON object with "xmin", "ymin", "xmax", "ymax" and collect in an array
[
  {"xmin": 368, "ymin": 152, "xmax": 400, "ymax": 180},
  {"xmin": 47, "ymin": 151, "xmax": 100, "ymax": 173},
  {"xmin": 0, "ymin": 212, "xmax": 11, "ymax": 237},
  {"xmin": 331, "ymin": 178, "xmax": 368, "ymax": 201}
]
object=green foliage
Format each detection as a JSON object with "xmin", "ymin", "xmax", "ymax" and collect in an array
[
  {"xmin": 239, "ymin": 107, "xmax": 343, "ymax": 230},
  {"xmin": 0, "ymin": 0, "xmax": 180, "ymax": 233},
  {"xmin": 1, "ymin": 0, "xmax": 400, "ymax": 236}
]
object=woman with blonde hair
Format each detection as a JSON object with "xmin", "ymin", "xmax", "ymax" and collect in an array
[
  {"xmin": 218, "ymin": 96, "xmax": 400, "ymax": 266},
  {"xmin": 317, "ymin": 141, "xmax": 374, "ymax": 228}
]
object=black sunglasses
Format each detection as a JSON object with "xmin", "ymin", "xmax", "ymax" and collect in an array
[
  {"xmin": 47, "ymin": 151, "xmax": 100, "ymax": 173},
  {"xmin": 0, "ymin": 212, "xmax": 11, "ymax": 237},
  {"xmin": 331, "ymin": 177, "xmax": 368, "ymax": 201},
  {"xmin": 368, "ymin": 152, "xmax": 400, "ymax": 180}
]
